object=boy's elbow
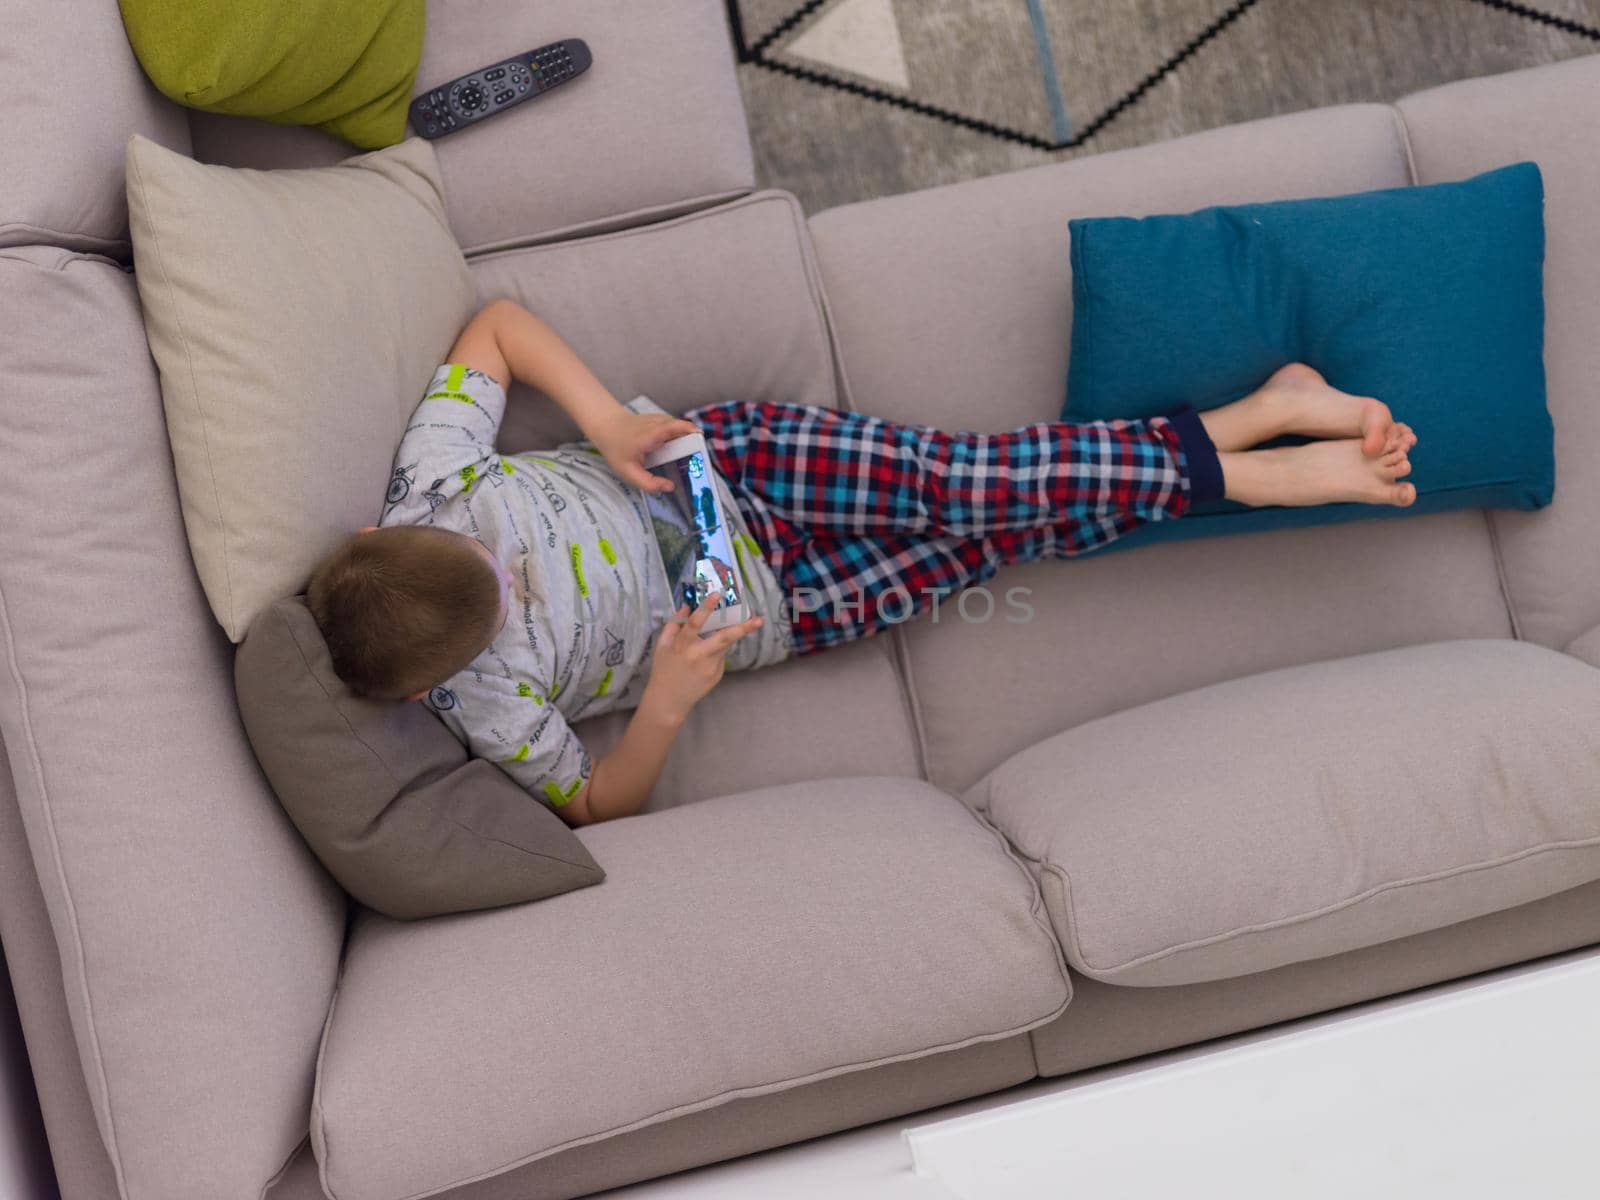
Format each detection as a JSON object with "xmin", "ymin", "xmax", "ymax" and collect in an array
[
  {"xmin": 480, "ymin": 297, "xmax": 525, "ymax": 328},
  {"xmin": 557, "ymin": 783, "xmax": 595, "ymax": 827}
]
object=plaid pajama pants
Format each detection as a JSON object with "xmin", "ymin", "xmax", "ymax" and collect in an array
[{"xmin": 688, "ymin": 401, "xmax": 1224, "ymax": 655}]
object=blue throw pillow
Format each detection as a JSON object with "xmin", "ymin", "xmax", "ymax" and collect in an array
[{"xmin": 1062, "ymin": 162, "xmax": 1551, "ymax": 552}]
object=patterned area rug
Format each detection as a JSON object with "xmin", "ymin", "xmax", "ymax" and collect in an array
[{"xmin": 726, "ymin": 0, "xmax": 1600, "ymax": 212}]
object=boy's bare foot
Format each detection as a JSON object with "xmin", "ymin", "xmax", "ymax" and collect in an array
[
  {"xmin": 1258, "ymin": 363, "xmax": 1396, "ymax": 457},
  {"xmin": 1197, "ymin": 363, "xmax": 1406, "ymax": 456},
  {"xmin": 1219, "ymin": 438, "xmax": 1418, "ymax": 508}
]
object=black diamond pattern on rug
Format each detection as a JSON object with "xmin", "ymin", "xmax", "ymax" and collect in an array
[{"xmin": 726, "ymin": 0, "xmax": 1600, "ymax": 212}]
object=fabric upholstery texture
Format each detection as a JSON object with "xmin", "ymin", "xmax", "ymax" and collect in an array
[
  {"xmin": 125, "ymin": 134, "xmax": 475, "ymax": 642},
  {"xmin": 809, "ymin": 104, "xmax": 1414, "ymax": 431},
  {"xmin": 313, "ymin": 779, "xmax": 1070, "ymax": 1200},
  {"xmin": 0, "ymin": 248, "xmax": 346, "ymax": 1200},
  {"xmin": 968, "ymin": 639, "xmax": 1600, "ymax": 986},
  {"xmin": 274, "ymin": 1042, "xmax": 1034, "ymax": 1200},
  {"xmin": 6, "ymin": 38, "xmax": 1600, "ymax": 1200},
  {"xmin": 899, "ymin": 513, "xmax": 1513, "ymax": 793},
  {"xmin": 809, "ymin": 103, "xmax": 1512, "ymax": 793},
  {"xmin": 472, "ymin": 191, "xmax": 839, "ymax": 450},
  {"xmin": 118, "ymin": 0, "xmax": 422, "ymax": 148},
  {"xmin": 577, "ymin": 634, "xmax": 923, "ymax": 811},
  {"xmin": 0, "ymin": 0, "xmax": 189, "ymax": 253},
  {"xmin": 184, "ymin": 0, "xmax": 757, "ymax": 254},
  {"xmin": 1397, "ymin": 57, "xmax": 1600, "ymax": 652},
  {"xmin": 235, "ymin": 597, "xmax": 606, "ymax": 920},
  {"xmin": 0, "ymin": 742, "xmax": 122, "ymax": 1200},
  {"xmin": 1030, "ymin": 876, "xmax": 1600, "ymax": 1077},
  {"xmin": 1063, "ymin": 163, "xmax": 1551, "ymax": 551}
]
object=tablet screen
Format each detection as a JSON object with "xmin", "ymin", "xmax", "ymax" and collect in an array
[{"xmin": 645, "ymin": 446, "xmax": 743, "ymax": 613}]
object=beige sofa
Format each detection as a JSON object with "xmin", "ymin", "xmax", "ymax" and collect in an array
[{"xmin": 4, "ymin": 4, "xmax": 1599, "ymax": 1199}]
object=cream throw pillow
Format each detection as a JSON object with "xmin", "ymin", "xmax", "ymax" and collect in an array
[{"xmin": 126, "ymin": 134, "xmax": 474, "ymax": 641}]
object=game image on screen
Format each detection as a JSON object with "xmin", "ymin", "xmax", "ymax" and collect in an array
[{"xmin": 645, "ymin": 449, "xmax": 743, "ymax": 613}]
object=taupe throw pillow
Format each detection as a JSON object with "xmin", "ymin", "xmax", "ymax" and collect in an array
[
  {"xmin": 235, "ymin": 597, "xmax": 604, "ymax": 920},
  {"xmin": 125, "ymin": 133, "xmax": 475, "ymax": 641}
]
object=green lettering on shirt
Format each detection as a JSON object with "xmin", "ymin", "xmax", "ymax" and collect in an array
[
  {"xmin": 598, "ymin": 537, "xmax": 617, "ymax": 565},
  {"xmin": 459, "ymin": 464, "xmax": 477, "ymax": 492},
  {"xmin": 569, "ymin": 543, "xmax": 588, "ymax": 596},
  {"xmin": 506, "ymin": 744, "xmax": 530, "ymax": 763},
  {"xmin": 542, "ymin": 777, "xmax": 583, "ymax": 808},
  {"xmin": 515, "ymin": 681, "xmax": 545, "ymax": 705},
  {"xmin": 446, "ymin": 363, "xmax": 467, "ymax": 391},
  {"xmin": 595, "ymin": 668, "xmax": 613, "ymax": 697}
]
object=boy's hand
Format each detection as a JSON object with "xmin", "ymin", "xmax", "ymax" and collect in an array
[
  {"xmin": 642, "ymin": 595, "xmax": 764, "ymax": 723},
  {"xmin": 592, "ymin": 410, "xmax": 700, "ymax": 495}
]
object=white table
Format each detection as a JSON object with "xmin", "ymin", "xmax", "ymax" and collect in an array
[{"xmin": 604, "ymin": 948, "xmax": 1600, "ymax": 1199}]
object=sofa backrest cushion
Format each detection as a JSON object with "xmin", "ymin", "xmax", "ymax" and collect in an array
[
  {"xmin": 1, "ymin": 0, "xmax": 190, "ymax": 254},
  {"xmin": 1397, "ymin": 58, "xmax": 1600, "ymax": 652},
  {"xmin": 0, "ymin": 246, "xmax": 346, "ymax": 1200},
  {"xmin": 236, "ymin": 597, "xmax": 606, "ymax": 920},
  {"xmin": 457, "ymin": 190, "xmax": 927, "ymax": 802},
  {"xmin": 119, "ymin": 0, "xmax": 422, "ymax": 149},
  {"xmin": 125, "ymin": 134, "xmax": 475, "ymax": 642},
  {"xmin": 186, "ymin": 0, "xmax": 757, "ymax": 254},
  {"xmin": 809, "ymin": 104, "xmax": 1516, "ymax": 792}
]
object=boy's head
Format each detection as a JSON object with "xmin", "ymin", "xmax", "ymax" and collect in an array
[{"xmin": 308, "ymin": 526, "xmax": 512, "ymax": 700}]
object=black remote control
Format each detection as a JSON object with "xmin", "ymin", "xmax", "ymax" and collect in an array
[{"xmin": 409, "ymin": 39, "xmax": 593, "ymax": 139}]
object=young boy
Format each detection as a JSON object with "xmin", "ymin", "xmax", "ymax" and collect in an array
[{"xmin": 309, "ymin": 301, "xmax": 1417, "ymax": 827}]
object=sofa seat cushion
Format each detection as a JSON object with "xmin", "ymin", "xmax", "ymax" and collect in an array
[
  {"xmin": 964, "ymin": 640, "xmax": 1600, "ymax": 988},
  {"xmin": 313, "ymin": 779, "xmax": 1070, "ymax": 1200}
]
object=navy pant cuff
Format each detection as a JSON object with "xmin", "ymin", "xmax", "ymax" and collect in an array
[{"xmin": 1163, "ymin": 404, "xmax": 1225, "ymax": 505}]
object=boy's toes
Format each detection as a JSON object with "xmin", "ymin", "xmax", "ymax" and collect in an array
[
  {"xmin": 1385, "ymin": 482, "xmax": 1418, "ymax": 507},
  {"xmin": 1359, "ymin": 398, "xmax": 1394, "ymax": 458}
]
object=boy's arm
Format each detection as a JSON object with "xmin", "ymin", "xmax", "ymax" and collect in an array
[
  {"xmin": 561, "ymin": 695, "xmax": 685, "ymax": 826},
  {"xmin": 562, "ymin": 596, "xmax": 766, "ymax": 827},
  {"xmin": 456, "ymin": 300, "xmax": 695, "ymax": 494},
  {"xmin": 383, "ymin": 361, "xmax": 508, "ymax": 525}
]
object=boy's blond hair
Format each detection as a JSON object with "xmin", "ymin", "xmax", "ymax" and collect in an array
[{"xmin": 308, "ymin": 527, "xmax": 502, "ymax": 700}]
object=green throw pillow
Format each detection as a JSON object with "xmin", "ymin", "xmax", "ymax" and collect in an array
[{"xmin": 119, "ymin": 0, "xmax": 423, "ymax": 148}]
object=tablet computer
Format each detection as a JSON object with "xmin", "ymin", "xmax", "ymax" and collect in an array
[{"xmin": 643, "ymin": 433, "xmax": 751, "ymax": 633}]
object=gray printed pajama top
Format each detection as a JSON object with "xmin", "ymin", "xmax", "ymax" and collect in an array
[{"xmin": 381, "ymin": 364, "xmax": 791, "ymax": 810}]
